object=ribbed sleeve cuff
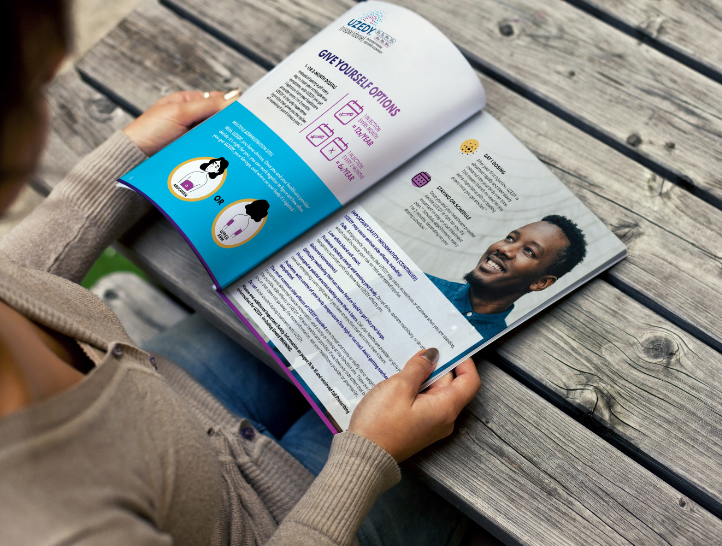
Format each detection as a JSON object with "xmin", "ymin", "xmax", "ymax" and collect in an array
[
  {"xmin": 285, "ymin": 432, "xmax": 400, "ymax": 545},
  {"xmin": 52, "ymin": 130, "xmax": 149, "ymax": 231}
]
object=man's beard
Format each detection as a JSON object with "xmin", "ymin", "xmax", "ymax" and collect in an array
[{"xmin": 463, "ymin": 269, "xmax": 488, "ymax": 297}]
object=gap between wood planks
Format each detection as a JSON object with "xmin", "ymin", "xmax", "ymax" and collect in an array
[{"xmin": 561, "ymin": 0, "xmax": 722, "ymax": 87}]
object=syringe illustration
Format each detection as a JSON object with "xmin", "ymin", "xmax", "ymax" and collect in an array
[
  {"xmin": 334, "ymin": 101, "xmax": 363, "ymax": 125},
  {"xmin": 306, "ymin": 124, "xmax": 334, "ymax": 147}
]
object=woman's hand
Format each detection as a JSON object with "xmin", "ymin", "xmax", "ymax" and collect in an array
[
  {"xmin": 123, "ymin": 89, "xmax": 240, "ymax": 156},
  {"xmin": 348, "ymin": 349, "xmax": 481, "ymax": 462}
]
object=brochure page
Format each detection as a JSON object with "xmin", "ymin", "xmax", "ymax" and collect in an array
[
  {"xmin": 222, "ymin": 111, "xmax": 627, "ymax": 431},
  {"xmin": 119, "ymin": 1, "xmax": 485, "ymax": 289}
]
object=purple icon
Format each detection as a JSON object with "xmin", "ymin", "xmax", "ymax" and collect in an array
[
  {"xmin": 334, "ymin": 100, "xmax": 363, "ymax": 125},
  {"xmin": 306, "ymin": 123, "xmax": 334, "ymax": 147},
  {"xmin": 180, "ymin": 180, "xmax": 194, "ymax": 191},
  {"xmin": 411, "ymin": 172, "xmax": 431, "ymax": 187},
  {"xmin": 321, "ymin": 137, "xmax": 348, "ymax": 161}
]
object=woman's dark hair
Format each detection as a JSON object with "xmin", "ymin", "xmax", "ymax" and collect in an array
[
  {"xmin": 0, "ymin": 0, "xmax": 68, "ymax": 127},
  {"xmin": 246, "ymin": 200, "xmax": 270, "ymax": 222},
  {"xmin": 200, "ymin": 157, "xmax": 229, "ymax": 179}
]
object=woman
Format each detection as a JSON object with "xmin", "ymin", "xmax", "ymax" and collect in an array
[
  {"xmin": 180, "ymin": 156, "xmax": 228, "ymax": 192},
  {"xmin": 0, "ymin": 1, "xmax": 481, "ymax": 545}
]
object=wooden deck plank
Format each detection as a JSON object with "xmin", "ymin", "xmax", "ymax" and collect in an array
[
  {"xmin": 496, "ymin": 279, "xmax": 722, "ymax": 514},
  {"xmin": 34, "ymin": 72, "xmax": 134, "ymax": 192},
  {"xmin": 160, "ymin": 0, "xmax": 354, "ymax": 68},
  {"xmin": 76, "ymin": 0, "xmax": 265, "ymax": 114},
  {"xmin": 166, "ymin": 0, "xmax": 722, "ymax": 207},
  {"xmin": 65, "ymin": 0, "xmax": 722, "ymax": 516},
  {"xmin": 414, "ymin": 361, "xmax": 722, "ymax": 546},
  {"xmin": 389, "ymin": 0, "xmax": 722, "ymax": 204},
  {"xmin": 575, "ymin": 0, "xmax": 722, "ymax": 81}
]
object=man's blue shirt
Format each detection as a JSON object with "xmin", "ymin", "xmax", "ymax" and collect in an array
[{"xmin": 426, "ymin": 274, "xmax": 513, "ymax": 340}]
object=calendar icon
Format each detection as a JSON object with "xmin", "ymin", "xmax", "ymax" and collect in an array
[
  {"xmin": 334, "ymin": 100, "xmax": 363, "ymax": 125},
  {"xmin": 306, "ymin": 124, "xmax": 333, "ymax": 147},
  {"xmin": 321, "ymin": 137, "xmax": 348, "ymax": 161}
]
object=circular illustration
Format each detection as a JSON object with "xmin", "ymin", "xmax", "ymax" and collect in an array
[
  {"xmin": 168, "ymin": 156, "xmax": 229, "ymax": 201},
  {"xmin": 460, "ymin": 139, "xmax": 479, "ymax": 154},
  {"xmin": 213, "ymin": 199, "xmax": 270, "ymax": 248}
]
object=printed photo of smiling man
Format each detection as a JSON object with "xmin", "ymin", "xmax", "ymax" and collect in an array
[{"xmin": 426, "ymin": 215, "xmax": 588, "ymax": 340}]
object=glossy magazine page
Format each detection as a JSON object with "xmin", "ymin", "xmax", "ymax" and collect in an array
[{"xmin": 222, "ymin": 111, "xmax": 627, "ymax": 432}]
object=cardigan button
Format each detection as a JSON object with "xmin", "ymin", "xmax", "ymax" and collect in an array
[
  {"xmin": 466, "ymin": 312, "xmax": 473, "ymax": 317},
  {"xmin": 112, "ymin": 346, "xmax": 123, "ymax": 358},
  {"xmin": 241, "ymin": 426, "xmax": 256, "ymax": 439}
]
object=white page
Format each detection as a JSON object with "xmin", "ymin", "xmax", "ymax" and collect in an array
[
  {"xmin": 225, "ymin": 205, "xmax": 483, "ymax": 430},
  {"xmin": 238, "ymin": 1, "xmax": 485, "ymax": 204}
]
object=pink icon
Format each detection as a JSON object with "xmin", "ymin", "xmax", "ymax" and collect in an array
[
  {"xmin": 180, "ymin": 180, "xmax": 194, "ymax": 190},
  {"xmin": 411, "ymin": 172, "xmax": 431, "ymax": 187},
  {"xmin": 306, "ymin": 123, "xmax": 334, "ymax": 147},
  {"xmin": 321, "ymin": 137, "xmax": 348, "ymax": 161},
  {"xmin": 334, "ymin": 100, "xmax": 363, "ymax": 125}
]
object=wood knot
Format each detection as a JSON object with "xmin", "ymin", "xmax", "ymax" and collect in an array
[
  {"xmin": 665, "ymin": 141, "xmax": 675, "ymax": 150},
  {"xmin": 626, "ymin": 133, "xmax": 642, "ymax": 147},
  {"xmin": 86, "ymin": 97, "xmax": 117, "ymax": 122},
  {"xmin": 577, "ymin": 385, "xmax": 613, "ymax": 426},
  {"xmin": 58, "ymin": 103, "xmax": 77, "ymax": 125},
  {"xmin": 641, "ymin": 335, "xmax": 678, "ymax": 365},
  {"xmin": 611, "ymin": 221, "xmax": 642, "ymax": 244},
  {"xmin": 498, "ymin": 22, "xmax": 514, "ymax": 36}
]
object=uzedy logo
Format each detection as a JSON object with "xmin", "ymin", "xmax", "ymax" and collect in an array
[{"xmin": 347, "ymin": 10, "xmax": 385, "ymax": 35}]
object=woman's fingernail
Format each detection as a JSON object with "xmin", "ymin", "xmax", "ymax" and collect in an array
[
  {"xmin": 224, "ymin": 88, "xmax": 241, "ymax": 101},
  {"xmin": 420, "ymin": 348, "xmax": 440, "ymax": 366}
]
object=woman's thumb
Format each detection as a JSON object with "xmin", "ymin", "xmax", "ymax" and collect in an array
[{"xmin": 398, "ymin": 348, "xmax": 439, "ymax": 392}]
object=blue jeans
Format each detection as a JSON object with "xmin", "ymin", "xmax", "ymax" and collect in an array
[{"xmin": 144, "ymin": 314, "xmax": 468, "ymax": 546}]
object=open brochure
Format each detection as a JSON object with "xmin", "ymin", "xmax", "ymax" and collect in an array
[{"xmin": 120, "ymin": 1, "xmax": 626, "ymax": 432}]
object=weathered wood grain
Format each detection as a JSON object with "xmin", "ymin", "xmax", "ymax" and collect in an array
[
  {"xmin": 413, "ymin": 361, "xmax": 722, "ymax": 546},
  {"xmin": 76, "ymin": 0, "xmax": 265, "ymax": 115},
  {"xmin": 167, "ymin": 0, "xmax": 722, "ymax": 207},
  {"xmin": 160, "ymin": 0, "xmax": 354, "ymax": 68},
  {"xmin": 86, "ymin": 1, "xmax": 722, "ymax": 354},
  {"xmin": 67, "ymin": 0, "xmax": 722, "ymax": 511},
  {"xmin": 575, "ymin": 0, "xmax": 722, "ymax": 81},
  {"xmin": 34, "ymin": 72, "xmax": 134, "ymax": 193},
  {"xmin": 496, "ymin": 278, "xmax": 722, "ymax": 515}
]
